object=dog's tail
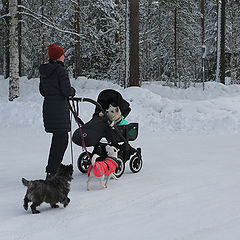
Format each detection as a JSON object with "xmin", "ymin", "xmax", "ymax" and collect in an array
[{"xmin": 22, "ymin": 178, "xmax": 31, "ymax": 187}]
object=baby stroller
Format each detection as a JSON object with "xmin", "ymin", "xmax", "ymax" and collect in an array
[{"xmin": 69, "ymin": 89, "xmax": 143, "ymax": 178}]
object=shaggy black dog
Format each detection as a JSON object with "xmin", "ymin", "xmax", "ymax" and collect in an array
[{"xmin": 22, "ymin": 164, "xmax": 73, "ymax": 214}]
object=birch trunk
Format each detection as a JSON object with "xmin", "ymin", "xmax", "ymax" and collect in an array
[
  {"xmin": 2, "ymin": 0, "xmax": 10, "ymax": 78},
  {"xmin": 9, "ymin": 0, "xmax": 19, "ymax": 101}
]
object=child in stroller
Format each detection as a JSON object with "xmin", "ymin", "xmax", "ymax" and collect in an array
[{"xmin": 71, "ymin": 89, "xmax": 143, "ymax": 178}]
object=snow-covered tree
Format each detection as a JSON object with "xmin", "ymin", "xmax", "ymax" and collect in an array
[
  {"xmin": 139, "ymin": 0, "xmax": 201, "ymax": 87},
  {"xmin": 1, "ymin": 0, "xmax": 240, "ymax": 92},
  {"xmin": 0, "ymin": 0, "xmax": 10, "ymax": 78},
  {"xmin": 9, "ymin": 0, "xmax": 19, "ymax": 101}
]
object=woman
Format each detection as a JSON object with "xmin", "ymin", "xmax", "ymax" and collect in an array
[{"xmin": 39, "ymin": 44, "xmax": 76, "ymax": 178}]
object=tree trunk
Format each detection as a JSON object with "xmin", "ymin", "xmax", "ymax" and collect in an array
[
  {"xmin": 125, "ymin": 0, "xmax": 130, "ymax": 88},
  {"xmin": 2, "ymin": 0, "xmax": 10, "ymax": 78},
  {"xmin": 230, "ymin": 0, "xmax": 237, "ymax": 84},
  {"xmin": 216, "ymin": 0, "xmax": 226, "ymax": 84},
  {"xmin": 141, "ymin": 0, "xmax": 152, "ymax": 84},
  {"xmin": 201, "ymin": 0, "xmax": 205, "ymax": 90},
  {"xmin": 201, "ymin": 0, "xmax": 205, "ymax": 44},
  {"xmin": 41, "ymin": 0, "xmax": 46, "ymax": 63},
  {"xmin": 9, "ymin": 0, "xmax": 19, "ymax": 101},
  {"xmin": 128, "ymin": 0, "xmax": 139, "ymax": 87},
  {"xmin": 18, "ymin": 0, "xmax": 22, "ymax": 76},
  {"xmin": 74, "ymin": 0, "xmax": 81, "ymax": 78},
  {"xmin": 216, "ymin": 0, "xmax": 221, "ymax": 82},
  {"xmin": 174, "ymin": 8, "xmax": 178, "ymax": 87},
  {"xmin": 220, "ymin": 0, "xmax": 226, "ymax": 84}
]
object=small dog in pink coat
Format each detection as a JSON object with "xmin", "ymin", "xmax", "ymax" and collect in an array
[{"xmin": 87, "ymin": 145, "xmax": 119, "ymax": 190}]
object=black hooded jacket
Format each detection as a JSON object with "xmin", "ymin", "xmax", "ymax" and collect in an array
[{"xmin": 39, "ymin": 60, "xmax": 75, "ymax": 133}]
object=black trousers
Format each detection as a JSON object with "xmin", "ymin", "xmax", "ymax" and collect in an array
[{"xmin": 46, "ymin": 133, "xmax": 69, "ymax": 174}]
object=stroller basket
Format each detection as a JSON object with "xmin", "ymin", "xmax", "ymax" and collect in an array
[{"xmin": 115, "ymin": 123, "xmax": 138, "ymax": 142}]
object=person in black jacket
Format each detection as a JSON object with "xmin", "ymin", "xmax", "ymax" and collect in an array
[{"xmin": 39, "ymin": 44, "xmax": 75, "ymax": 178}]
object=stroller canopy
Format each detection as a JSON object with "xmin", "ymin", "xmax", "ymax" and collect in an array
[{"xmin": 95, "ymin": 89, "xmax": 131, "ymax": 118}]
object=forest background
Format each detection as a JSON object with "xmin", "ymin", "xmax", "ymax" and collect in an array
[{"xmin": 0, "ymin": 0, "xmax": 239, "ymax": 100}]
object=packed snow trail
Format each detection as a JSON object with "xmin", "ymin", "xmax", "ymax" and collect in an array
[
  {"xmin": 1, "ymin": 77, "xmax": 240, "ymax": 239},
  {"xmin": 1, "ymin": 128, "xmax": 240, "ymax": 240}
]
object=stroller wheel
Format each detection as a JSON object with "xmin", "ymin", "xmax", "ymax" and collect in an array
[
  {"xmin": 77, "ymin": 152, "xmax": 92, "ymax": 173},
  {"xmin": 129, "ymin": 154, "xmax": 143, "ymax": 173},
  {"xmin": 113, "ymin": 156, "xmax": 125, "ymax": 178}
]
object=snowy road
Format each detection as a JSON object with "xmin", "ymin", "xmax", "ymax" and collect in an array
[{"xmin": 1, "ymin": 128, "xmax": 240, "ymax": 240}]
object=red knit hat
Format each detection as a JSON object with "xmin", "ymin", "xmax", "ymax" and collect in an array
[{"xmin": 48, "ymin": 44, "xmax": 64, "ymax": 60}]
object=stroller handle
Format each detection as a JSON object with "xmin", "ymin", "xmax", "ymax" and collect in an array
[{"xmin": 69, "ymin": 97, "xmax": 104, "ymax": 112}]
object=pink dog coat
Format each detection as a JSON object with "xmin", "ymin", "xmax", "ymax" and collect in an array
[{"xmin": 88, "ymin": 158, "xmax": 118, "ymax": 177}]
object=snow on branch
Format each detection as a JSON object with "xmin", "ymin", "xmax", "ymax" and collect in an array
[
  {"xmin": 0, "ymin": 13, "xmax": 10, "ymax": 19},
  {"xmin": 68, "ymin": 0, "xmax": 79, "ymax": 5},
  {"xmin": 18, "ymin": 4, "xmax": 86, "ymax": 40}
]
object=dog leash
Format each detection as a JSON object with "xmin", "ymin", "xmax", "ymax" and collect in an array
[{"xmin": 70, "ymin": 113, "xmax": 74, "ymax": 166}]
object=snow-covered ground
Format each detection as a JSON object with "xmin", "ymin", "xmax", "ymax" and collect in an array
[{"xmin": 1, "ymin": 76, "xmax": 240, "ymax": 240}]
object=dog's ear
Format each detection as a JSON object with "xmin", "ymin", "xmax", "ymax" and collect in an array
[
  {"xmin": 59, "ymin": 164, "xmax": 64, "ymax": 169},
  {"xmin": 105, "ymin": 144, "xmax": 110, "ymax": 151},
  {"xmin": 106, "ymin": 104, "xmax": 113, "ymax": 113}
]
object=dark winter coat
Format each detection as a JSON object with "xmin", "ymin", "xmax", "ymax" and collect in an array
[{"xmin": 39, "ymin": 60, "xmax": 75, "ymax": 134}]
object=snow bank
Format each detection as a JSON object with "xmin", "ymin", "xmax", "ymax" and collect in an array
[
  {"xmin": 1, "ymin": 76, "xmax": 240, "ymax": 133},
  {"xmin": 143, "ymin": 81, "xmax": 240, "ymax": 100}
]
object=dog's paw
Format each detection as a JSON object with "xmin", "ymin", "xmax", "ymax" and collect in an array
[
  {"xmin": 63, "ymin": 198, "xmax": 70, "ymax": 207},
  {"xmin": 32, "ymin": 209, "xmax": 40, "ymax": 214},
  {"xmin": 51, "ymin": 204, "xmax": 59, "ymax": 208},
  {"xmin": 23, "ymin": 204, "xmax": 28, "ymax": 211}
]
